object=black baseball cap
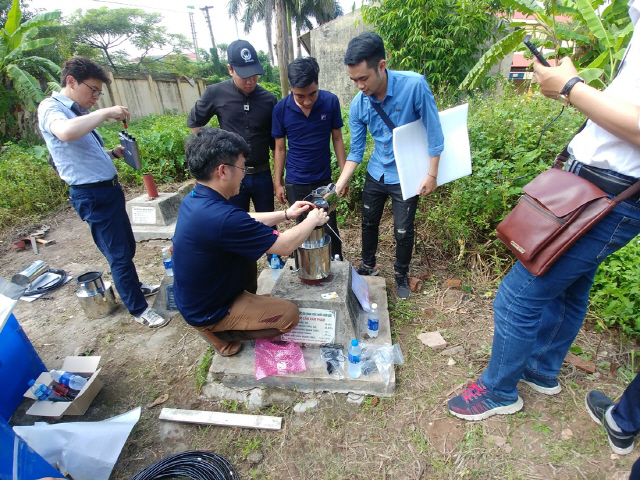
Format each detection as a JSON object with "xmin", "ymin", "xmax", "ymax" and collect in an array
[{"xmin": 227, "ymin": 40, "xmax": 264, "ymax": 78}]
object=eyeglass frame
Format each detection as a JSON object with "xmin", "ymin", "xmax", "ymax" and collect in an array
[
  {"xmin": 222, "ymin": 163, "xmax": 247, "ymax": 176},
  {"xmin": 80, "ymin": 80, "xmax": 105, "ymax": 98}
]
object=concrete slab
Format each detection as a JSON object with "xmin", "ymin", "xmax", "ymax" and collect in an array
[
  {"xmin": 205, "ymin": 272, "xmax": 395, "ymax": 398},
  {"xmin": 150, "ymin": 275, "xmax": 182, "ymax": 322},
  {"xmin": 127, "ymin": 184, "xmax": 192, "ymax": 241}
]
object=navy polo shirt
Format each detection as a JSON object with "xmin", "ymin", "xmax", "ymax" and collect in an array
[
  {"xmin": 172, "ymin": 183, "xmax": 278, "ymax": 326},
  {"xmin": 272, "ymin": 89, "xmax": 343, "ymax": 184}
]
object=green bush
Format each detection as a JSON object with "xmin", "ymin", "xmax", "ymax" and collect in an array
[
  {"xmin": 98, "ymin": 113, "xmax": 194, "ymax": 186},
  {"xmin": 259, "ymin": 81, "xmax": 282, "ymax": 101},
  {"xmin": 0, "ymin": 142, "xmax": 67, "ymax": 229},
  {"xmin": 590, "ymin": 240, "xmax": 640, "ymax": 337},
  {"xmin": 420, "ymin": 84, "xmax": 585, "ymax": 254}
]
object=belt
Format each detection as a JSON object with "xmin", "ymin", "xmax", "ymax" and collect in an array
[
  {"xmin": 70, "ymin": 176, "xmax": 119, "ymax": 189},
  {"xmin": 569, "ymin": 160, "xmax": 640, "ymax": 200},
  {"xmin": 244, "ymin": 164, "xmax": 270, "ymax": 175}
]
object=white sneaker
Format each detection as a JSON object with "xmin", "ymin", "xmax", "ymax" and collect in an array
[
  {"xmin": 134, "ymin": 307, "xmax": 170, "ymax": 328},
  {"xmin": 140, "ymin": 283, "xmax": 160, "ymax": 297}
]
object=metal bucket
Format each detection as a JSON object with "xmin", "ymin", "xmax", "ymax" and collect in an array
[
  {"xmin": 295, "ymin": 235, "xmax": 332, "ymax": 280},
  {"xmin": 76, "ymin": 271, "xmax": 106, "ymax": 295},
  {"xmin": 75, "ymin": 271, "xmax": 117, "ymax": 319},
  {"xmin": 11, "ymin": 261, "xmax": 49, "ymax": 287}
]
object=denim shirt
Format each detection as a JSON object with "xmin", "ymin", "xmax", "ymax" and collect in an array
[
  {"xmin": 38, "ymin": 92, "xmax": 116, "ymax": 186},
  {"xmin": 347, "ymin": 69, "xmax": 444, "ymax": 184}
]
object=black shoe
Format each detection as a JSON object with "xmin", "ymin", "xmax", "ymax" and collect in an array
[
  {"xmin": 585, "ymin": 390, "xmax": 635, "ymax": 455},
  {"xmin": 356, "ymin": 263, "xmax": 379, "ymax": 276},
  {"xmin": 394, "ymin": 273, "xmax": 410, "ymax": 299}
]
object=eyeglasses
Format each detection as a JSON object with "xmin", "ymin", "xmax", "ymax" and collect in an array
[
  {"xmin": 81, "ymin": 81, "xmax": 104, "ymax": 98},
  {"xmin": 223, "ymin": 163, "xmax": 246, "ymax": 175}
]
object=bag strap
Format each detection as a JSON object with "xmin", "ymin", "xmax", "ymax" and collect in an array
[
  {"xmin": 52, "ymin": 96, "xmax": 104, "ymax": 147},
  {"xmin": 611, "ymin": 179, "xmax": 640, "ymax": 204},
  {"xmin": 370, "ymin": 100, "xmax": 396, "ymax": 131}
]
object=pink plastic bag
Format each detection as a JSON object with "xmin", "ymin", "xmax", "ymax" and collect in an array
[{"xmin": 254, "ymin": 339, "xmax": 306, "ymax": 380}]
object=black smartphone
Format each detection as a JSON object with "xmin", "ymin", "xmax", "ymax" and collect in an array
[{"xmin": 523, "ymin": 36, "xmax": 550, "ymax": 67}]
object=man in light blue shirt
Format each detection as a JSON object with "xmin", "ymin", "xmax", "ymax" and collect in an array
[
  {"xmin": 38, "ymin": 57, "xmax": 167, "ymax": 328},
  {"xmin": 335, "ymin": 32, "xmax": 444, "ymax": 298}
]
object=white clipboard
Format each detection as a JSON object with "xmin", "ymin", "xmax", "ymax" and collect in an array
[{"xmin": 393, "ymin": 103, "xmax": 472, "ymax": 200}]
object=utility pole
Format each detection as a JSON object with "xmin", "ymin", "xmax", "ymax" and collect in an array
[
  {"xmin": 200, "ymin": 6, "xmax": 216, "ymax": 51},
  {"xmin": 187, "ymin": 7, "xmax": 200, "ymax": 61}
]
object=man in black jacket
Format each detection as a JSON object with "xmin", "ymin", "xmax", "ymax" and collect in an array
[{"xmin": 187, "ymin": 40, "xmax": 277, "ymax": 216}]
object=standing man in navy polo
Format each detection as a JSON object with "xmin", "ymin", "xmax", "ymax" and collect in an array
[
  {"xmin": 334, "ymin": 32, "xmax": 444, "ymax": 299},
  {"xmin": 272, "ymin": 57, "xmax": 346, "ymax": 259},
  {"xmin": 38, "ymin": 57, "xmax": 167, "ymax": 328},
  {"xmin": 187, "ymin": 40, "xmax": 277, "ymax": 217}
]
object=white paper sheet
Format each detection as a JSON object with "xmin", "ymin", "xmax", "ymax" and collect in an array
[
  {"xmin": 393, "ymin": 103, "xmax": 472, "ymax": 200},
  {"xmin": 13, "ymin": 407, "xmax": 141, "ymax": 480}
]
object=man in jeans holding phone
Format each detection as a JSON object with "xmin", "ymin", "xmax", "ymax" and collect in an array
[
  {"xmin": 448, "ymin": 0, "xmax": 640, "ymax": 421},
  {"xmin": 334, "ymin": 32, "xmax": 444, "ymax": 298}
]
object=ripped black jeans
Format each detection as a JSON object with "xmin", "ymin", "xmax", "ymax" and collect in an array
[{"xmin": 360, "ymin": 172, "xmax": 419, "ymax": 275}]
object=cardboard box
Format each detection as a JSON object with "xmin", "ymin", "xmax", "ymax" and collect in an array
[{"xmin": 23, "ymin": 356, "xmax": 103, "ymax": 417}]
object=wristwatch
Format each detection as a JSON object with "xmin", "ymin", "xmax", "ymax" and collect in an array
[{"xmin": 557, "ymin": 76, "xmax": 585, "ymax": 106}]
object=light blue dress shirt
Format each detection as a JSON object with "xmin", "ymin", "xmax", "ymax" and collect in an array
[
  {"xmin": 38, "ymin": 92, "xmax": 117, "ymax": 186},
  {"xmin": 347, "ymin": 69, "xmax": 444, "ymax": 184}
]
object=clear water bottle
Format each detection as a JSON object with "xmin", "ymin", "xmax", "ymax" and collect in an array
[
  {"xmin": 270, "ymin": 255, "xmax": 282, "ymax": 280},
  {"xmin": 367, "ymin": 303, "xmax": 379, "ymax": 338},
  {"xmin": 50, "ymin": 369, "xmax": 88, "ymax": 390},
  {"xmin": 162, "ymin": 247, "xmax": 173, "ymax": 276},
  {"xmin": 28, "ymin": 379, "xmax": 63, "ymax": 401},
  {"xmin": 348, "ymin": 339, "xmax": 362, "ymax": 379}
]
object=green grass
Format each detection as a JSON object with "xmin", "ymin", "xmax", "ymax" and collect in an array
[{"xmin": 195, "ymin": 347, "xmax": 214, "ymax": 394}]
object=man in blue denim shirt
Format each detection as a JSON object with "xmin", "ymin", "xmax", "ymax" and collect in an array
[
  {"xmin": 38, "ymin": 57, "xmax": 167, "ymax": 328},
  {"xmin": 335, "ymin": 32, "xmax": 444, "ymax": 298},
  {"xmin": 448, "ymin": 0, "xmax": 640, "ymax": 422}
]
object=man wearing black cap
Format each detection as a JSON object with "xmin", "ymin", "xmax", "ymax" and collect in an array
[{"xmin": 188, "ymin": 40, "xmax": 277, "ymax": 219}]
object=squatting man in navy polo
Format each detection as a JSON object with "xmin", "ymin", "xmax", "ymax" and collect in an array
[
  {"xmin": 38, "ymin": 57, "xmax": 167, "ymax": 328},
  {"xmin": 172, "ymin": 128, "xmax": 329, "ymax": 356}
]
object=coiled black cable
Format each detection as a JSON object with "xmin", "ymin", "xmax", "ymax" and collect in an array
[
  {"xmin": 129, "ymin": 451, "xmax": 239, "ymax": 480},
  {"xmin": 22, "ymin": 268, "xmax": 68, "ymax": 296}
]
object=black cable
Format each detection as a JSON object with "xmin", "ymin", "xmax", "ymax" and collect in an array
[
  {"xmin": 129, "ymin": 451, "xmax": 239, "ymax": 480},
  {"xmin": 22, "ymin": 268, "xmax": 68, "ymax": 296},
  {"xmin": 497, "ymin": 106, "xmax": 566, "ymax": 183}
]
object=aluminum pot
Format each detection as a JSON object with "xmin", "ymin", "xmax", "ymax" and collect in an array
[
  {"xmin": 295, "ymin": 235, "xmax": 332, "ymax": 280},
  {"xmin": 76, "ymin": 281, "xmax": 117, "ymax": 319},
  {"xmin": 76, "ymin": 271, "xmax": 106, "ymax": 295}
]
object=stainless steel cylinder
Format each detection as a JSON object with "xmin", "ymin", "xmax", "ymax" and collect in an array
[
  {"xmin": 76, "ymin": 271, "xmax": 106, "ymax": 295},
  {"xmin": 75, "ymin": 281, "xmax": 117, "ymax": 319},
  {"xmin": 295, "ymin": 235, "xmax": 332, "ymax": 280},
  {"xmin": 11, "ymin": 260, "xmax": 49, "ymax": 286}
]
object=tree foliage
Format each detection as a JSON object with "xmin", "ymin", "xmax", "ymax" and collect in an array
[
  {"xmin": 361, "ymin": 0, "xmax": 504, "ymax": 93},
  {"xmin": 1, "ymin": 0, "xmax": 60, "ymax": 140},
  {"xmin": 460, "ymin": 0, "xmax": 633, "ymax": 91},
  {"xmin": 67, "ymin": 7, "xmax": 191, "ymax": 73}
]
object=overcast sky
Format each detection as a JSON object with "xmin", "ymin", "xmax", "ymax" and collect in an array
[{"xmin": 26, "ymin": 0, "xmax": 359, "ymax": 64}]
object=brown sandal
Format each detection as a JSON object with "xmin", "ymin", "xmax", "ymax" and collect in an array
[{"xmin": 197, "ymin": 330, "xmax": 244, "ymax": 356}]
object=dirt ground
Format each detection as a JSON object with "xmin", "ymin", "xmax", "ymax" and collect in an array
[{"xmin": 3, "ymin": 188, "xmax": 639, "ymax": 480}]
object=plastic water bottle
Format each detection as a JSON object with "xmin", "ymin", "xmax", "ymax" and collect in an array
[
  {"xmin": 270, "ymin": 255, "xmax": 282, "ymax": 280},
  {"xmin": 28, "ymin": 380, "xmax": 66, "ymax": 402},
  {"xmin": 50, "ymin": 369, "xmax": 88, "ymax": 390},
  {"xmin": 367, "ymin": 303, "xmax": 379, "ymax": 338},
  {"xmin": 162, "ymin": 247, "xmax": 173, "ymax": 276},
  {"xmin": 348, "ymin": 339, "xmax": 362, "ymax": 379}
]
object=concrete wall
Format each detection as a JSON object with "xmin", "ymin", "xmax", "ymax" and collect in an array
[
  {"xmin": 310, "ymin": 9, "xmax": 373, "ymax": 108},
  {"xmin": 96, "ymin": 72, "xmax": 206, "ymax": 119}
]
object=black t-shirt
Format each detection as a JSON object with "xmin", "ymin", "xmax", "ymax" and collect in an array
[{"xmin": 187, "ymin": 79, "xmax": 277, "ymax": 167}]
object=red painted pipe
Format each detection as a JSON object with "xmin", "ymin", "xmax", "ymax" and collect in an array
[{"xmin": 142, "ymin": 174, "xmax": 159, "ymax": 199}]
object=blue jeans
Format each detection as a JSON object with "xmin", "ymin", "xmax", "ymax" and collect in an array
[
  {"xmin": 482, "ymin": 168, "xmax": 640, "ymax": 401},
  {"xmin": 69, "ymin": 184, "xmax": 147, "ymax": 316},
  {"xmin": 228, "ymin": 171, "xmax": 274, "ymax": 213},
  {"xmin": 612, "ymin": 371, "xmax": 640, "ymax": 436},
  {"xmin": 361, "ymin": 173, "xmax": 419, "ymax": 275}
]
